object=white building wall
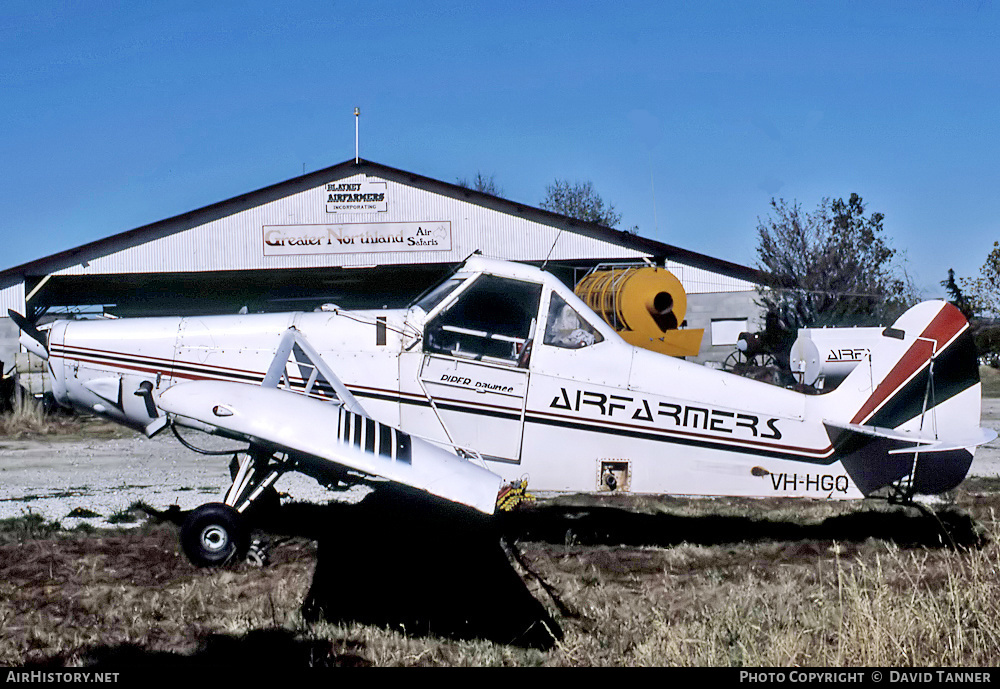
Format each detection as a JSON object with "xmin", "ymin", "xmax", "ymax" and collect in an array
[
  {"xmin": 0, "ymin": 283, "xmax": 24, "ymax": 377},
  {"xmin": 19, "ymin": 171, "xmax": 754, "ymax": 297},
  {"xmin": 0, "ymin": 283, "xmax": 25, "ymax": 316},
  {"xmin": 41, "ymin": 173, "xmax": 648, "ymax": 278},
  {"xmin": 664, "ymin": 261, "xmax": 757, "ymax": 295}
]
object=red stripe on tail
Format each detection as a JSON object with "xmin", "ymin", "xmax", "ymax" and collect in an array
[{"xmin": 850, "ymin": 303, "xmax": 968, "ymax": 426}]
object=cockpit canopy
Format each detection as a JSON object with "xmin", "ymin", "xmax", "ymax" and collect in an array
[{"xmin": 411, "ymin": 263, "xmax": 608, "ymax": 368}]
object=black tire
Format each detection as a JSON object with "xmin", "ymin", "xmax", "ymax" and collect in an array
[{"xmin": 180, "ymin": 503, "xmax": 249, "ymax": 567}]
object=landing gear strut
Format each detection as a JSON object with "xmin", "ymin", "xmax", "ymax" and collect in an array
[{"xmin": 180, "ymin": 446, "xmax": 289, "ymax": 567}]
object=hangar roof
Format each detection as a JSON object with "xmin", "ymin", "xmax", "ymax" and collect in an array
[{"xmin": 0, "ymin": 159, "xmax": 764, "ymax": 286}]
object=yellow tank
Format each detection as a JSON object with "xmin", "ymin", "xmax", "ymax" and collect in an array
[{"xmin": 574, "ymin": 266, "xmax": 704, "ymax": 357}]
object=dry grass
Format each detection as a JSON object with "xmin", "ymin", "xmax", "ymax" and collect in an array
[
  {"xmin": 523, "ymin": 533, "xmax": 1000, "ymax": 666},
  {"xmin": 2, "ymin": 493, "xmax": 1000, "ymax": 667},
  {"xmin": 524, "ymin": 493, "xmax": 1000, "ymax": 666},
  {"xmin": 0, "ymin": 398, "xmax": 129, "ymax": 439},
  {"xmin": 981, "ymin": 365, "xmax": 1000, "ymax": 398},
  {"xmin": 0, "ymin": 395, "xmax": 52, "ymax": 436}
]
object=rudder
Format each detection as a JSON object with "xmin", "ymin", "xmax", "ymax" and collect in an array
[{"xmin": 824, "ymin": 301, "xmax": 984, "ymax": 496}]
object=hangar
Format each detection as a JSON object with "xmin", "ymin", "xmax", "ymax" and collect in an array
[{"xmin": 0, "ymin": 158, "xmax": 765, "ymax": 390}]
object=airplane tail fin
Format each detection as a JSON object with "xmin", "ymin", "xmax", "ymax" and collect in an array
[{"xmin": 823, "ymin": 300, "xmax": 991, "ymax": 496}]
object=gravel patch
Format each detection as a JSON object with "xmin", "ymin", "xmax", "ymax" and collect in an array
[{"xmin": 0, "ymin": 429, "xmax": 349, "ymax": 529}]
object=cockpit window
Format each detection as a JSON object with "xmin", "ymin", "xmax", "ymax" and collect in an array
[
  {"xmin": 424, "ymin": 274, "xmax": 542, "ymax": 365},
  {"xmin": 413, "ymin": 277, "xmax": 466, "ymax": 315},
  {"xmin": 543, "ymin": 292, "xmax": 604, "ymax": 349}
]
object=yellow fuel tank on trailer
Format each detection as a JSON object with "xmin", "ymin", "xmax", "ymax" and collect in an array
[{"xmin": 574, "ymin": 266, "xmax": 704, "ymax": 357}]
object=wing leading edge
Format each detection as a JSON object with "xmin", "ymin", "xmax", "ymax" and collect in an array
[{"xmin": 158, "ymin": 381, "xmax": 504, "ymax": 515}]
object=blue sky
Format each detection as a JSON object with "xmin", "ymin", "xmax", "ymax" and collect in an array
[{"xmin": 2, "ymin": 0, "xmax": 998, "ymax": 297}]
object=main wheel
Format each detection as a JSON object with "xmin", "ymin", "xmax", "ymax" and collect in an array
[{"xmin": 180, "ymin": 503, "xmax": 249, "ymax": 567}]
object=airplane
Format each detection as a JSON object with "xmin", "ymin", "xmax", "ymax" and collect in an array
[{"xmin": 9, "ymin": 255, "xmax": 996, "ymax": 565}]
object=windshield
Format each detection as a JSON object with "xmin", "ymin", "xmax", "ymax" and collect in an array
[
  {"xmin": 424, "ymin": 274, "xmax": 542, "ymax": 366},
  {"xmin": 411, "ymin": 276, "xmax": 468, "ymax": 315}
]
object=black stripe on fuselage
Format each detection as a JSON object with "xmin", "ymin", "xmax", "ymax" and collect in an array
[
  {"xmin": 525, "ymin": 413, "xmax": 836, "ymax": 464},
  {"xmin": 55, "ymin": 347, "xmax": 830, "ymax": 464},
  {"xmin": 54, "ymin": 346, "xmax": 265, "ymax": 384},
  {"xmin": 350, "ymin": 389, "xmax": 833, "ymax": 464},
  {"xmin": 56, "ymin": 346, "xmax": 343, "ymax": 400},
  {"xmin": 352, "ymin": 389, "xmax": 525, "ymax": 422}
]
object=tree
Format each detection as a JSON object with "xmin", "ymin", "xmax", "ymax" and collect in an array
[
  {"xmin": 456, "ymin": 172, "xmax": 504, "ymax": 197},
  {"xmin": 959, "ymin": 246, "xmax": 1000, "ymax": 366},
  {"xmin": 961, "ymin": 242, "xmax": 1000, "ymax": 316},
  {"xmin": 540, "ymin": 179, "xmax": 622, "ymax": 228},
  {"xmin": 755, "ymin": 193, "xmax": 916, "ymax": 355},
  {"xmin": 941, "ymin": 268, "xmax": 976, "ymax": 319}
]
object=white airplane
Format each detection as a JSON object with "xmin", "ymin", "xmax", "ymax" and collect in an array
[{"xmin": 9, "ymin": 255, "xmax": 996, "ymax": 565}]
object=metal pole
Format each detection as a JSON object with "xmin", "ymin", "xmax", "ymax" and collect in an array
[{"xmin": 354, "ymin": 107, "xmax": 360, "ymax": 164}]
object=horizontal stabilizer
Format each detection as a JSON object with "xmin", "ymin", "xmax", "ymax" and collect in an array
[
  {"xmin": 823, "ymin": 419, "xmax": 981, "ymax": 495},
  {"xmin": 824, "ymin": 419, "xmax": 997, "ymax": 453},
  {"xmin": 157, "ymin": 380, "xmax": 504, "ymax": 514}
]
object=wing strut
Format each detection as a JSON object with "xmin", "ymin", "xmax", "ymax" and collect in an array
[{"xmin": 262, "ymin": 327, "xmax": 367, "ymax": 416}]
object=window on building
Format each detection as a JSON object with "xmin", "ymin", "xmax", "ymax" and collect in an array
[{"xmin": 710, "ymin": 318, "xmax": 749, "ymax": 346}]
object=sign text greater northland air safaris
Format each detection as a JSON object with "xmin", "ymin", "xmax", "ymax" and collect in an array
[{"xmin": 262, "ymin": 222, "xmax": 452, "ymax": 255}]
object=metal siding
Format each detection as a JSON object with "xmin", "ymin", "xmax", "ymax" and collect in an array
[
  {"xmin": 46, "ymin": 174, "xmax": 646, "ymax": 278},
  {"xmin": 33, "ymin": 173, "xmax": 749, "ymax": 298},
  {"xmin": 0, "ymin": 283, "xmax": 25, "ymax": 314},
  {"xmin": 665, "ymin": 261, "xmax": 757, "ymax": 294}
]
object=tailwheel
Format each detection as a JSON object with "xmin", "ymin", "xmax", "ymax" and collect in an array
[
  {"xmin": 180, "ymin": 503, "xmax": 249, "ymax": 567},
  {"xmin": 245, "ymin": 538, "xmax": 270, "ymax": 567}
]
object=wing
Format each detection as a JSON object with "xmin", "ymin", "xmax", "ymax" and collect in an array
[
  {"xmin": 159, "ymin": 381, "xmax": 503, "ymax": 514},
  {"xmin": 157, "ymin": 326, "xmax": 504, "ymax": 515}
]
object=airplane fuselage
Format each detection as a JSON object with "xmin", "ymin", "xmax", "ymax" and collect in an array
[{"xmin": 43, "ymin": 257, "xmax": 986, "ymax": 503}]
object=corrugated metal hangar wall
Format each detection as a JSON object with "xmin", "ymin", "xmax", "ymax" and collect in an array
[{"xmin": 0, "ymin": 159, "xmax": 765, "ymax": 377}]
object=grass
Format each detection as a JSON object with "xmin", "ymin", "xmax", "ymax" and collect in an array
[
  {"xmin": 0, "ymin": 397, "xmax": 133, "ymax": 439},
  {"xmin": 0, "ymin": 512, "xmax": 64, "ymax": 543},
  {"xmin": 1, "ymin": 492, "xmax": 1000, "ymax": 666},
  {"xmin": 105, "ymin": 502, "xmax": 153, "ymax": 525},
  {"xmin": 547, "ymin": 538, "xmax": 1000, "ymax": 666},
  {"xmin": 502, "ymin": 499, "xmax": 1000, "ymax": 667},
  {"xmin": 980, "ymin": 365, "xmax": 1000, "ymax": 398},
  {"xmin": 0, "ymin": 395, "xmax": 54, "ymax": 437}
]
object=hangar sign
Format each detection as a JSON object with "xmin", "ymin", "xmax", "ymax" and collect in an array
[
  {"xmin": 263, "ymin": 222, "xmax": 452, "ymax": 255},
  {"xmin": 325, "ymin": 177, "xmax": 387, "ymax": 214}
]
